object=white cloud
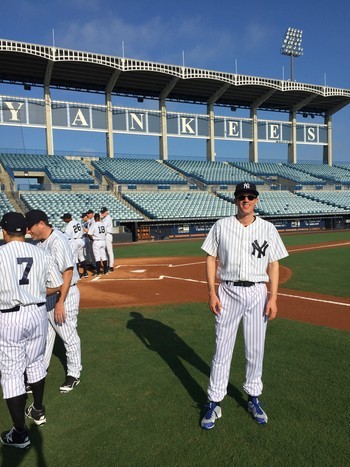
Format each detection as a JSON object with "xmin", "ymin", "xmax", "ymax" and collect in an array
[{"xmin": 55, "ymin": 14, "xmax": 237, "ymax": 68}]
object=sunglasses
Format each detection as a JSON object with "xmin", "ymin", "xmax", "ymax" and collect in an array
[{"xmin": 236, "ymin": 194, "xmax": 257, "ymax": 201}]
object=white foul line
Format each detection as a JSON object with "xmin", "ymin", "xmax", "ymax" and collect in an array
[
  {"xmin": 278, "ymin": 291, "xmax": 350, "ymax": 308},
  {"xmin": 289, "ymin": 242, "xmax": 350, "ymax": 253}
]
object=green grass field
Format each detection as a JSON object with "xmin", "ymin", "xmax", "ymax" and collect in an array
[{"xmin": 1, "ymin": 231, "xmax": 349, "ymax": 466}]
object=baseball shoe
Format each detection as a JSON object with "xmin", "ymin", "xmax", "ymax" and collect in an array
[
  {"xmin": 60, "ymin": 376, "xmax": 80, "ymax": 393},
  {"xmin": 247, "ymin": 397, "xmax": 268, "ymax": 425},
  {"xmin": 91, "ymin": 272, "xmax": 100, "ymax": 277},
  {"xmin": 25, "ymin": 403, "xmax": 46, "ymax": 426},
  {"xmin": 80, "ymin": 272, "xmax": 89, "ymax": 278},
  {"xmin": 0, "ymin": 427, "xmax": 30, "ymax": 449},
  {"xmin": 109, "ymin": 267, "xmax": 114, "ymax": 272},
  {"xmin": 201, "ymin": 401, "xmax": 222, "ymax": 430}
]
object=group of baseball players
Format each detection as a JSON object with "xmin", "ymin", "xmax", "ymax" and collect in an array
[
  {"xmin": 0, "ymin": 206, "xmax": 114, "ymax": 448},
  {"xmin": 62, "ymin": 207, "xmax": 115, "ymax": 277},
  {"xmin": 0, "ymin": 182, "xmax": 288, "ymax": 449}
]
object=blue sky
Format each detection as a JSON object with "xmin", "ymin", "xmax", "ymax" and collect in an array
[{"xmin": 1, "ymin": 0, "xmax": 350, "ymax": 161}]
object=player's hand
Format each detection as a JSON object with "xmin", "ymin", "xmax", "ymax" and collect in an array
[
  {"xmin": 208, "ymin": 291, "xmax": 222, "ymax": 316},
  {"xmin": 265, "ymin": 298, "xmax": 277, "ymax": 320},
  {"xmin": 54, "ymin": 301, "xmax": 66, "ymax": 324}
]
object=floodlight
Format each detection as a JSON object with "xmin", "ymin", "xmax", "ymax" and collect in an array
[{"xmin": 281, "ymin": 27, "xmax": 304, "ymax": 81}]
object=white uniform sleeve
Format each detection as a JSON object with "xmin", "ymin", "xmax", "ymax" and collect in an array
[
  {"xmin": 201, "ymin": 221, "xmax": 220, "ymax": 257},
  {"xmin": 46, "ymin": 253, "xmax": 64, "ymax": 289},
  {"xmin": 268, "ymin": 225, "xmax": 289, "ymax": 262}
]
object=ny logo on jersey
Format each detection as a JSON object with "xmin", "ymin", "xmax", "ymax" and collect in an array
[{"xmin": 251, "ymin": 240, "xmax": 269, "ymax": 258}]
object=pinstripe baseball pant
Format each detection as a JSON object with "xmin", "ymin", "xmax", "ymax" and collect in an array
[
  {"xmin": 207, "ymin": 282, "xmax": 268, "ymax": 402},
  {"xmin": 105, "ymin": 233, "xmax": 114, "ymax": 268},
  {"xmin": 0, "ymin": 304, "xmax": 48, "ymax": 399},
  {"xmin": 44, "ymin": 284, "xmax": 82, "ymax": 378}
]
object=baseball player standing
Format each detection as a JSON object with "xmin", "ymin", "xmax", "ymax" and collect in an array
[
  {"xmin": 88, "ymin": 213, "xmax": 108, "ymax": 276},
  {"xmin": 200, "ymin": 182, "xmax": 288, "ymax": 430},
  {"xmin": 0, "ymin": 212, "xmax": 62, "ymax": 449},
  {"xmin": 100, "ymin": 207, "xmax": 114, "ymax": 272},
  {"xmin": 25, "ymin": 209, "xmax": 82, "ymax": 394},
  {"xmin": 62, "ymin": 212, "xmax": 88, "ymax": 278}
]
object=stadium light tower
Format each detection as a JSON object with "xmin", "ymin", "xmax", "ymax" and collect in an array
[{"xmin": 281, "ymin": 27, "xmax": 303, "ymax": 81}]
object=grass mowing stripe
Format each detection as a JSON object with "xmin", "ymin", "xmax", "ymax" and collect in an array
[
  {"xmin": 280, "ymin": 245, "xmax": 350, "ymax": 296},
  {"xmin": 115, "ymin": 231, "xmax": 350, "ymax": 258},
  {"xmin": 1, "ymin": 304, "xmax": 348, "ymax": 466}
]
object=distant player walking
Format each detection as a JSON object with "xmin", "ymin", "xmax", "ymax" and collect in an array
[
  {"xmin": 26, "ymin": 209, "xmax": 82, "ymax": 394},
  {"xmin": 0, "ymin": 212, "xmax": 62, "ymax": 449},
  {"xmin": 100, "ymin": 207, "xmax": 114, "ymax": 272},
  {"xmin": 200, "ymin": 182, "xmax": 288, "ymax": 430}
]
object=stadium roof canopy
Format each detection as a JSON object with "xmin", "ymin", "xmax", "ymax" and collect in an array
[{"xmin": 1, "ymin": 38, "xmax": 350, "ymax": 117}]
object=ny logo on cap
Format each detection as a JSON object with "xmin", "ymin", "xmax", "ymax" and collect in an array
[{"xmin": 243, "ymin": 183, "xmax": 251, "ymax": 190}]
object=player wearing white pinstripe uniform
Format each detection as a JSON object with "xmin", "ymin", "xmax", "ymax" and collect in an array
[
  {"xmin": 201, "ymin": 182, "xmax": 288, "ymax": 430},
  {"xmin": 62, "ymin": 212, "xmax": 88, "ymax": 277},
  {"xmin": 88, "ymin": 212, "xmax": 108, "ymax": 275},
  {"xmin": 26, "ymin": 209, "xmax": 82, "ymax": 394},
  {"xmin": 0, "ymin": 212, "xmax": 62, "ymax": 449},
  {"xmin": 100, "ymin": 207, "xmax": 114, "ymax": 272}
]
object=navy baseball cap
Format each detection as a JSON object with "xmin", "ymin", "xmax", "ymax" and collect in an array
[
  {"xmin": 234, "ymin": 182, "xmax": 259, "ymax": 197},
  {"xmin": 87, "ymin": 209, "xmax": 94, "ymax": 215},
  {"xmin": 25, "ymin": 209, "xmax": 49, "ymax": 228},
  {"xmin": 100, "ymin": 207, "xmax": 108, "ymax": 213},
  {"xmin": 62, "ymin": 213, "xmax": 72, "ymax": 220},
  {"xmin": 0, "ymin": 212, "xmax": 27, "ymax": 235}
]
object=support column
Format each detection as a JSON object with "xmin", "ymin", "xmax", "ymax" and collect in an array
[
  {"xmin": 105, "ymin": 92, "xmax": 114, "ymax": 158},
  {"xmin": 44, "ymin": 86, "xmax": 54, "ymax": 156},
  {"xmin": 206, "ymin": 103, "xmax": 215, "ymax": 161},
  {"xmin": 249, "ymin": 107, "xmax": 258, "ymax": 162},
  {"xmin": 159, "ymin": 98, "xmax": 168, "ymax": 161},
  {"xmin": 323, "ymin": 115, "xmax": 332, "ymax": 166},
  {"xmin": 288, "ymin": 111, "xmax": 297, "ymax": 163}
]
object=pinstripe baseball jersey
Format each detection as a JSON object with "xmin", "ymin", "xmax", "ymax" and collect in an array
[
  {"xmin": 38, "ymin": 229, "xmax": 80, "ymax": 285},
  {"xmin": 0, "ymin": 241, "xmax": 62, "ymax": 308},
  {"xmin": 88, "ymin": 221, "xmax": 106, "ymax": 241},
  {"xmin": 202, "ymin": 216, "xmax": 288, "ymax": 282},
  {"xmin": 101, "ymin": 214, "xmax": 113, "ymax": 234},
  {"xmin": 64, "ymin": 219, "xmax": 84, "ymax": 240}
]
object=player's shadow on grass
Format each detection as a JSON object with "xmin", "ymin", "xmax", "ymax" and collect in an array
[
  {"xmin": 127, "ymin": 312, "xmax": 245, "ymax": 411},
  {"xmin": 0, "ymin": 424, "xmax": 47, "ymax": 467}
]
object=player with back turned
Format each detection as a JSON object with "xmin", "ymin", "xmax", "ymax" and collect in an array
[
  {"xmin": 200, "ymin": 182, "xmax": 288, "ymax": 430},
  {"xmin": 0, "ymin": 212, "xmax": 62, "ymax": 449},
  {"xmin": 26, "ymin": 209, "xmax": 82, "ymax": 394}
]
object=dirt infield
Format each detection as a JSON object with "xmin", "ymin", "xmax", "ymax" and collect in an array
[{"xmin": 79, "ymin": 241, "xmax": 350, "ymax": 332}]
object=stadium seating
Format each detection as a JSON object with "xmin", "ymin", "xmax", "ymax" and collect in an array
[
  {"xmin": 218, "ymin": 190, "xmax": 348, "ymax": 215},
  {"xmin": 0, "ymin": 192, "xmax": 16, "ymax": 219},
  {"xmin": 92, "ymin": 158, "xmax": 187, "ymax": 185},
  {"xmin": 295, "ymin": 190, "xmax": 350, "ymax": 211},
  {"xmin": 288, "ymin": 163, "xmax": 350, "ymax": 184},
  {"xmin": 165, "ymin": 160, "xmax": 264, "ymax": 185},
  {"xmin": 20, "ymin": 192, "xmax": 143, "ymax": 228},
  {"xmin": 122, "ymin": 191, "xmax": 236, "ymax": 219},
  {"xmin": 231, "ymin": 162, "xmax": 324, "ymax": 185},
  {"xmin": 0, "ymin": 153, "xmax": 95, "ymax": 184}
]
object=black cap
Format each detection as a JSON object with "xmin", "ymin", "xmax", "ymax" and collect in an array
[
  {"xmin": 234, "ymin": 182, "xmax": 259, "ymax": 197},
  {"xmin": 87, "ymin": 209, "xmax": 94, "ymax": 215},
  {"xmin": 100, "ymin": 207, "xmax": 108, "ymax": 214},
  {"xmin": 81, "ymin": 212, "xmax": 88, "ymax": 218},
  {"xmin": 0, "ymin": 212, "xmax": 27, "ymax": 235},
  {"xmin": 25, "ymin": 209, "xmax": 49, "ymax": 229},
  {"xmin": 61, "ymin": 213, "xmax": 72, "ymax": 220}
]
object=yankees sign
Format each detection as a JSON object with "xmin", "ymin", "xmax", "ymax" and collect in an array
[{"xmin": 0, "ymin": 95, "xmax": 327, "ymax": 145}]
